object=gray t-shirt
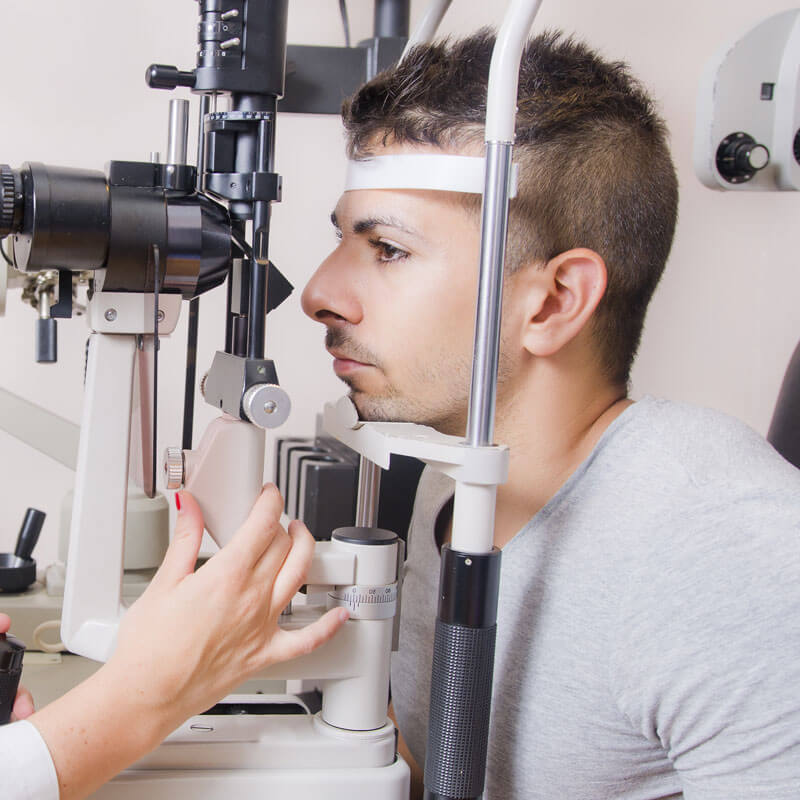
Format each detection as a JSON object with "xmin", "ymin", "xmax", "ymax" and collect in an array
[{"xmin": 391, "ymin": 397, "xmax": 800, "ymax": 799}]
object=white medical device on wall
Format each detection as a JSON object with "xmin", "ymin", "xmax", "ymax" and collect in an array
[
  {"xmin": 695, "ymin": 8, "xmax": 800, "ymax": 190},
  {"xmin": 695, "ymin": 9, "xmax": 800, "ymax": 492}
]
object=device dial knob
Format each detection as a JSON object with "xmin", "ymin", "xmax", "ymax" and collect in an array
[
  {"xmin": 716, "ymin": 132, "xmax": 770, "ymax": 183},
  {"xmin": 0, "ymin": 165, "xmax": 22, "ymax": 238},
  {"xmin": 242, "ymin": 384, "xmax": 291, "ymax": 429},
  {"xmin": 163, "ymin": 447, "xmax": 185, "ymax": 490}
]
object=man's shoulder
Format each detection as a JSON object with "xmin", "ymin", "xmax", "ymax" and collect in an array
[{"xmin": 598, "ymin": 396, "xmax": 800, "ymax": 498}]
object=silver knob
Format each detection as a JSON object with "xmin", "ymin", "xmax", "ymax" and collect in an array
[
  {"xmin": 747, "ymin": 143, "xmax": 770, "ymax": 170},
  {"xmin": 163, "ymin": 447, "xmax": 185, "ymax": 490},
  {"xmin": 242, "ymin": 384, "xmax": 291, "ymax": 429}
]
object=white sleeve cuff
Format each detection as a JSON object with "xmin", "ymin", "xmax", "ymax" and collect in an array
[{"xmin": 0, "ymin": 719, "xmax": 59, "ymax": 800}]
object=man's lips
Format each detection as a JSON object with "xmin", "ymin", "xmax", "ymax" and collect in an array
[{"xmin": 328, "ymin": 349, "xmax": 372, "ymax": 375}]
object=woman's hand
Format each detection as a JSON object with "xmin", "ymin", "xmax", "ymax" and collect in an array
[
  {"xmin": 106, "ymin": 484, "xmax": 348, "ymax": 724},
  {"xmin": 28, "ymin": 485, "xmax": 348, "ymax": 800}
]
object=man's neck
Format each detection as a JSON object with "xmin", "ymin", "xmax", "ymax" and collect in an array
[{"xmin": 490, "ymin": 368, "xmax": 630, "ymax": 548}]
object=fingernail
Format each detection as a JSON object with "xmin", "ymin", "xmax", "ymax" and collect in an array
[
  {"xmin": 175, "ymin": 492, "xmax": 182, "ymax": 512},
  {"xmin": 338, "ymin": 609, "xmax": 350, "ymax": 623}
]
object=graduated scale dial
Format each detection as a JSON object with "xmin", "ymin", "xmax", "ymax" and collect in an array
[
  {"xmin": 326, "ymin": 526, "xmax": 400, "ymax": 621},
  {"xmin": 329, "ymin": 583, "xmax": 399, "ymax": 620}
]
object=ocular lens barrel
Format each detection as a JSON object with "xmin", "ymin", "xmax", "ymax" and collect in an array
[{"xmin": 10, "ymin": 162, "xmax": 110, "ymax": 272}]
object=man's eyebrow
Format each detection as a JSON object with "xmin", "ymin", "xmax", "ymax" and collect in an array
[
  {"xmin": 330, "ymin": 209, "xmax": 423, "ymax": 240},
  {"xmin": 352, "ymin": 215, "xmax": 420, "ymax": 238}
]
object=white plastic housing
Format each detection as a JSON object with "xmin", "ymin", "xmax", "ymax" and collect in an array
[
  {"xmin": 181, "ymin": 416, "xmax": 266, "ymax": 547},
  {"xmin": 694, "ymin": 9, "xmax": 800, "ymax": 191}
]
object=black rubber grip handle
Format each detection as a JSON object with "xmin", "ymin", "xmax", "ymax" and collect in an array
[
  {"xmin": 36, "ymin": 318, "xmax": 57, "ymax": 363},
  {"xmin": 0, "ymin": 667, "xmax": 22, "ymax": 725},
  {"xmin": 424, "ymin": 619, "xmax": 497, "ymax": 799},
  {"xmin": 15, "ymin": 508, "xmax": 46, "ymax": 561},
  {"xmin": 0, "ymin": 633, "xmax": 25, "ymax": 725}
]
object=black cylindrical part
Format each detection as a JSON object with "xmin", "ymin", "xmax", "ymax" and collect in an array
[
  {"xmin": 373, "ymin": 0, "xmax": 410, "ymax": 37},
  {"xmin": 14, "ymin": 509, "xmax": 45, "ymax": 561},
  {"xmin": 195, "ymin": 0, "xmax": 288, "ymax": 97},
  {"xmin": 145, "ymin": 64, "xmax": 196, "ymax": 90},
  {"xmin": 437, "ymin": 547, "xmax": 501, "ymax": 627},
  {"xmin": 35, "ymin": 318, "xmax": 57, "ymax": 363},
  {"xmin": 424, "ymin": 546, "xmax": 502, "ymax": 800},
  {"xmin": 0, "ymin": 633, "xmax": 25, "ymax": 725},
  {"xmin": 11, "ymin": 163, "xmax": 110, "ymax": 272},
  {"xmin": 232, "ymin": 315, "xmax": 248, "ymax": 357},
  {"xmin": 247, "ymin": 260, "xmax": 267, "ymax": 360}
]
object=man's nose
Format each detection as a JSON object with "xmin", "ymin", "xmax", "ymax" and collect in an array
[{"xmin": 301, "ymin": 251, "xmax": 363, "ymax": 325}]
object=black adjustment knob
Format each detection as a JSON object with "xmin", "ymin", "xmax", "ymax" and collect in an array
[
  {"xmin": 716, "ymin": 132, "xmax": 770, "ymax": 183},
  {"xmin": 0, "ymin": 165, "xmax": 22, "ymax": 238},
  {"xmin": 145, "ymin": 64, "xmax": 196, "ymax": 90}
]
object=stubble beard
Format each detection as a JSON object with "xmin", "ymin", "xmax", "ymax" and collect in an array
[{"xmin": 325, "ymin": 328, "xmax": 471, "ymax": 433}]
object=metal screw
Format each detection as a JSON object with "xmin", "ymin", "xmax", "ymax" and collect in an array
[
  {"xmin": 263, "ymin": 401, "xmax": 277, "ymax": 415},
  {"xmin": 156, "ymin": 309, "xmax": 165, "ymax": 322},
  {"xmin": 104, "ymin": 308, "xmax": 117, "ymax": 322},
  {"xmin": 257, "ymin": 366, "xmax": 266, "ymax": 375},
  {"xmin": 465, "ymin": 558, "xmax": 473, "ymax": 566}
]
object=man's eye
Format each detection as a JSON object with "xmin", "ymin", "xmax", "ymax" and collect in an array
[{"xmin": 368, "ymin": 237, "xmax": 409, "ymax": 263}]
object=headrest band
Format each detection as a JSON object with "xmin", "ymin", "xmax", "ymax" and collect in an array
[{"xmin": 344, "ymin": 154, "xmax": 518, "ymax": 198}]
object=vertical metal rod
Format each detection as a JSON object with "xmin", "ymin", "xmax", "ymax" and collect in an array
[
  {"xmin": 151, "ymin": 245, "xmax": 161, "ymax": 500},
  {"xmin": 196, "ymin": 94, "xmax": 211, "ymax": 190},
  {"xmin": 253, "ymin": 116, "xmax": 273, "ymax": 264},
  {"xmin": 166, "ymin": 99, "xmax": 190, "ymax": 165},
  {"xmin": 181, "ymin": 297, "xmax": 200, "ymax": 450},
  {"xmin": 373, "ymin": 0, "xmax": 410, "ymax": 37},
  {"xmin": 246, "ymin": 260, "xmax": 267, "ymax": 358},
  {"xmin": 224, "ymin": 266, "xmax": 234, "ymax": 354},
  {"xmin": 355, "ymin": 456, "xmax": 381, "ymax": 527},
  {"xmin": 240, "ymin": 97, "xmax": 276, "ymax": 361},
  {"xmin": 465, "ymin": 141, "xmax": 514, "ymax": 448}
]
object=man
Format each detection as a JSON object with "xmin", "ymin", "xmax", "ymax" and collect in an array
[{"xmin": 301, "ymin": 30, "xmax": 800, "ymax": 799}]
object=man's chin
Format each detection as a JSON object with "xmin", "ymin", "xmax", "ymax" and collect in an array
[
  {"xmin": 347, "ymin": 390, "xmax": 411, "ymax": 424},
  {"xmin": 349, "ymin": 390, "xmax": 393, "ymax": 422},
  {"xmin": 348, "ymin": 390, "xmax": 455, "ymax": 431}
]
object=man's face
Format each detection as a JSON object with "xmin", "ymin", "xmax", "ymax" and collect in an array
[{"xmin": 301, "ymin": 176, "xmax": 488, "ymax": 436}]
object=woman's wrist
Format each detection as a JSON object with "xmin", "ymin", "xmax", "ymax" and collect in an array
[{"xmin": 28, "ymin": 661, "xmax": 178, "ymax": 800}]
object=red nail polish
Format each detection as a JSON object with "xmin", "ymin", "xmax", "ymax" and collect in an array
[{"xmin": 175, "ymin": 493, "xmax": 181, "ymax": 511}]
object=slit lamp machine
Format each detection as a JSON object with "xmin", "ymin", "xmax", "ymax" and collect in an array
[{"xmin": 4, "ymin": 1, "xmax": 798, "ymax": 798}]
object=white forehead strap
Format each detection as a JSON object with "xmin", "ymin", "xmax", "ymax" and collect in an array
[{"xmin": 344, "ymin": 154, "xmax": 518, "ymax": 198}]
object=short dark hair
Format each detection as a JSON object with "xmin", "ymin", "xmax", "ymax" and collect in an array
[{"xmin": 342, "ymin": 30, "xmax": 679, "ymax": 387}]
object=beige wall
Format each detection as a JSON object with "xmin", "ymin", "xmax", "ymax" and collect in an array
[{"xmin": 1, "ymin": 1, "xmax": 798, "ymax": 565}]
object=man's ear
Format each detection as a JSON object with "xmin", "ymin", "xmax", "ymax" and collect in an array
[{"xmin": 516, "ymin": 248, "xmax": 607, "ymax": 357}]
